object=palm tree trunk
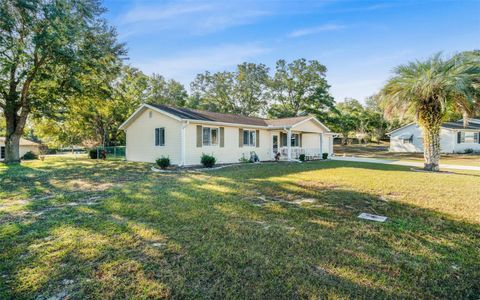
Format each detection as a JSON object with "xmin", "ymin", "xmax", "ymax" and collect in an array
[{"xmin": 422, "ymin": 126, "xmax": 441, "ymax": 171}]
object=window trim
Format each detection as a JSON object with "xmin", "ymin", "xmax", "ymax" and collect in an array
[
  {"xmin": 202, "ymin": 127, "xmax": 219, "ymax": 146},
  {"xmin": 154, "ymin": 127, "xmax": 165, "ymax": 147},
  {"xmin": 243, "ymin": 129, "xmax": 256, "ymax": 147}
]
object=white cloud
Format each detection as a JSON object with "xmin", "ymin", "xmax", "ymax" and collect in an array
[
  {"xmin": 116, "ymin": 1, "xmax": 272, "ymax": 36},
  {"xmin": 288, "ymin": 24, "xmax": 347, "ymax": 38},
  {"xmin": 120, "ymin": 3, "xmax": 212, "ymax": 25},
  {"xmin": 133, "ymin": 44, "xmax": 271, "ymax": 84}
]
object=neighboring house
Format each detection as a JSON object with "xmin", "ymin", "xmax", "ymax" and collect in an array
[
  {"xmin": 0, "ymin": 137, "xmax": 41, "ymax": 161},
  {"xmin": 119, "ymin": 104, "xmax": 335, "ymax": 166},
  {"xmin": 388, "ymin": 119, "xmax": 480, "ymax": 153}
]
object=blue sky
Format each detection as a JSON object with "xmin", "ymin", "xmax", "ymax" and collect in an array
[{"xmin": 103, "ymin": 0, "xmax": 480, "ymax": 103}]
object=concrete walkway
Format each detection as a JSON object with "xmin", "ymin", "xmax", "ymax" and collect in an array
[{"xmin": 331, "ymin": 156, "xmax": 480, "ymax": 171}]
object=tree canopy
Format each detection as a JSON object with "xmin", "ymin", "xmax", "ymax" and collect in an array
[
  {"xmin": 268, "ymin": 59, "xmax": 335, "ymax": 118},
  {"xmin": 0, "ymin": 0, "xmax": 125, "ymax": 162},
  {"xmin": 190, "ymin": 63, "xmax": 270, "ymax": 116}
]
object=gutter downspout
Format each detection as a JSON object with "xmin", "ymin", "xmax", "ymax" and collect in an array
[{"xmin": 181, "ymin": 121, "xmax": 189, "ymax": 166}]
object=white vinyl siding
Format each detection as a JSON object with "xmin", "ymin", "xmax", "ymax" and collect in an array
[{"xmin": 125, "ymin": 109, "xmax": 182, "ymax": 164}]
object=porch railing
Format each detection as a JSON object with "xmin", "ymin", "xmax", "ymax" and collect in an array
[{"xmin": 279, "ymin": 147, "xmax": 322, "ymax": 160}]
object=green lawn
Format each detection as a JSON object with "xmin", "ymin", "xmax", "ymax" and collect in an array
[
  {"xmin": 335, "ymin": 143, "xmax": 480, "ymax": 167},
  {"xmin": 1, "ymin": 157, "xmax": 479, "ymax": 299}
]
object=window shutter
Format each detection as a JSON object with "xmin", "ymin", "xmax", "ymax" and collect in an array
[
  {"xmin": 299, "ymin": 134, "xmax": 302, "ymax": 147},
  {"xmin": 160, "ymin": 128, "xmax": 165, "ymax": 146},
  {"xmin": 239, "ymin": 129, "xmax": 243, "ymax": 147},
  {"xmin": 256, "ymin": 130, "xmax": 260, "ymax": 147},
  {"xmin": 196, "ymin": 125, "xmax": 202, "ymax": 147},
  {"xmin": 220, "ymin": 127, "xmax": 225, "ymax": 147}
]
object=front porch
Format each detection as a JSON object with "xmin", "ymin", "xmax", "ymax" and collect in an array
[{"xmin": 278, "ymin": 147, "xmax": 323, "ymax": 160}]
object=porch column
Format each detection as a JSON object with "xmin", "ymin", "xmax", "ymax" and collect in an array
[
  {"xmin": 287, "ymin": 129, "xmax": 292, "ymax": 161},
  {"xmin": 319, "ymin": 133, "xmax": 323, "ymax": 156}
]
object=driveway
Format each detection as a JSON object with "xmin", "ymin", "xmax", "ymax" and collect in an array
[{"xmin": 331, "ymin": 156, "xmax": 480, "ymax": 171}]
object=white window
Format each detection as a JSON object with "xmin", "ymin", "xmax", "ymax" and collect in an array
[
  {"xmin": 291, "ymin": 133, "xmax": 300, "ymax": 147},
  {"xmin": 155, "ymin": 128, "xmax": 165, "ymax": 146},
  {"xmin": 203, "ymin": 127, "xmax": 218, "ymax": 146},
  {"xmin": 243, "ymin": 129, "xmax": 256, "ymax": 147}
]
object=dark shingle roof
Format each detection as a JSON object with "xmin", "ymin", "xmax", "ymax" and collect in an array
[
  {"xmin": 148, "ymin": 104, "xmax": 322, "ymax": 128},
  {"xmin": 149, "ymin": 104, "xmax": 269, "ymax": 126},
  {"xmin": 442, "ymin": 121, "xmax": 480, "ymax": 130}
]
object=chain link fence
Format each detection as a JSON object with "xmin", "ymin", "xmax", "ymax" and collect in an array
[{"xmin": 89, "ymin": 146, "xmax": 126, "ymax": 160}]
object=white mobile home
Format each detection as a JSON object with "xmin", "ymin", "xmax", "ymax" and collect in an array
[
  {"xmin": 119, "ymin": 104, "xmax": 334, "ymax": 166},
  {"xmin": 388, "ymin": 119, "xmax": 480, "ymax": 153}
]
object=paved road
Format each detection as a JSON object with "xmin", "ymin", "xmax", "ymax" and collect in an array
[{"xmin": 331, "ymin": 156, "xmax": 480, "ymax": 171}]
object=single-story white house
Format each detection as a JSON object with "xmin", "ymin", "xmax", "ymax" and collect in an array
[
  {"xmin": 119, "ymin": 104, "xmax": 335, "ymax": 166},
  {"xmin": 388, "ymin": 118, "xmax": 480, "ymax": 153},
  {"xmin": 0, "ymin": 137, "xmax": 41, "ymax": 161}
]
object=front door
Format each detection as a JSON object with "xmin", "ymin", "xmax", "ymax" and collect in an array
[{"xmin": 272, "ymin": 135, "xmax": 279, "ymax": 155}]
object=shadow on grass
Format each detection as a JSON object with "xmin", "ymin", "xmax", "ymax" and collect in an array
[{"xmin": 0, "ymin": 158, "xmax": 479, "ymax": 299}]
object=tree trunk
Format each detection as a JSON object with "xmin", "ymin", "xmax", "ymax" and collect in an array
[
  {"xmin": 5, "ymin": 133, "xmax": 21, "ymax": 163},
  {"xmin": 422, "ymin": 126, "xmax": 441, "ymax": 171},
  {"xmin": 4, "ymin": 105, "xmax": 29, "ymax": 164}
]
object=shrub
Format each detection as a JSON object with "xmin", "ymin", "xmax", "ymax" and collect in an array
[
  {"xmin": 22, "ymin": 151, "xmax": 38, "ymax": 160},
  {"xmin": 299, "ymin": 154, "xmax": 306, "ymax": 162},
  {"xmin": 464, "ymin": 148, "xmax": 474, "ymax": 154},
  {"xmin": 89, "ymin": 149, "xmax": 98, "ymax": 159},
  {"xmin": 201, "ymin": 153, "xmax": 216, "ymax": 168},
  {"xmin": 322, "ymin": 153, "xmax": 329, "ymax": 160},
  {"xmin": 156, "ymin": 156, "xmax": 170, "ymax": 169},
  {"xmin": 239, "ymin": 155, "xmax": 250, "ymax": 163}
]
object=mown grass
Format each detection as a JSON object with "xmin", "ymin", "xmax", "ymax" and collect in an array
[
  {"xmin": 335, "ymin": 143, "xmax": 480, "ymax": 167},
  {"xmin": 1, "ymin": 157, "xmax": 479, "ymax": 299}
]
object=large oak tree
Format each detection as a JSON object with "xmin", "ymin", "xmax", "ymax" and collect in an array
[
  {"xmin": 0, "ymin": 0, "xmax": 124, "ymax": 162},
  {"xmin": 268, "ymin": 59, "xmax": 335, "ymax": 119}
]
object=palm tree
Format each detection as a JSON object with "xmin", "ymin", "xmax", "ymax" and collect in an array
[{"xmin": 380, "ymin": 53, "xmax": 480, "ymax": 171}]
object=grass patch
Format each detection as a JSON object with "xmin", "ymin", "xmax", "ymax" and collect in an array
[{"xmin": 0, "ymin": 157, "xmax": 479, "ymax": 299}]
